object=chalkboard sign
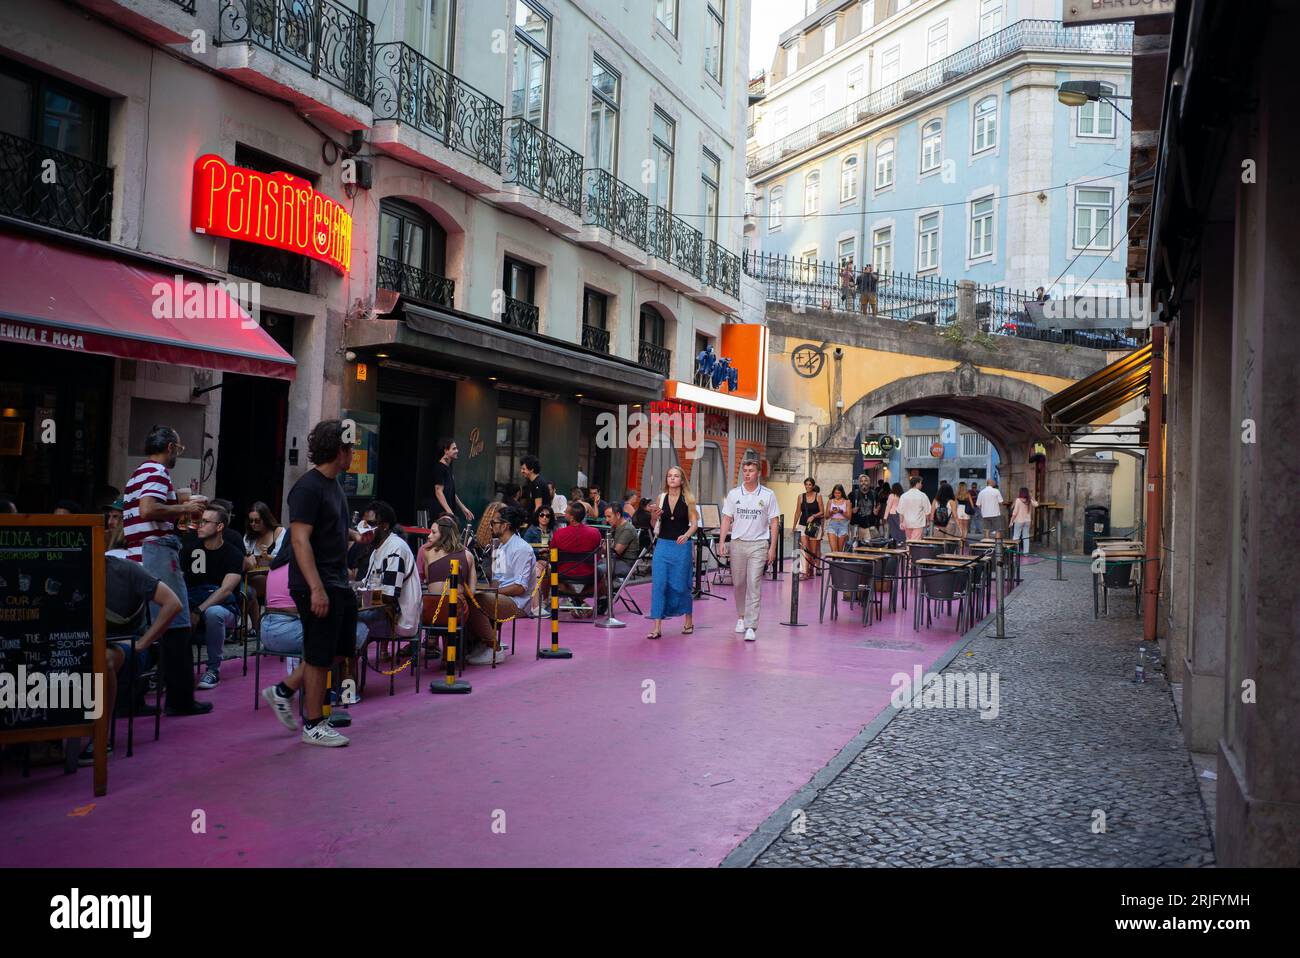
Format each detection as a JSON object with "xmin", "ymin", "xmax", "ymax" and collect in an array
[{"xmin": 0, "ymin": 515, "xmax": 107, "ymax": 795}]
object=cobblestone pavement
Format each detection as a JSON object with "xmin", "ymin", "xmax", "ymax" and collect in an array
[{"xmin": 748, "ymin": 555, "xmax": 1216, "ymax": 867}]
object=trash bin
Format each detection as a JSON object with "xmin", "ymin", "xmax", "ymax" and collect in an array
[{"xmin": 1083, "ymin": 505, "xmax": 1110, "ymax": 554}]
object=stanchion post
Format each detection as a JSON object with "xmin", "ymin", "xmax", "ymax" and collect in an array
[
  {"xmin": 596, "ymin": 533, "xmax": 625, "ymax": 629},
  {"xmin": 780, "ymin": 546, "xmax": 808, "ymax": 628},
  {"xmin": 995, "ymin": 532, "xmax": 1006, "ymax": 639},
  {"xmin": 1054, "ymin": 520, "xmax": 1064, "ymax": 581},
  {"xmin": 539, "ymin": 547, "xmax": 573, "ymax": 659},
  {"xmin": 430, "ymin": 559, "xmax": 471, "ymax": 693}
]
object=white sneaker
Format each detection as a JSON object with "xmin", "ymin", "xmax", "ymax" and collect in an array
[
  {"xmin": 466, "ymin": 646, "xmax": 496, "ymax": 666},
  {"xmin": 735, "ymin": 618, "xmax": 746, "ymax": 634},
  {"xmin": 302, "ymin": 721, "xmax": 349, "ymax": 747},
  {"xmin": 744, "ymin": 628, "xmax": 757, "ymax": 642},
  {"xmin": 261, "ymin": 686, "xmax": 297, "ymax": 731}
]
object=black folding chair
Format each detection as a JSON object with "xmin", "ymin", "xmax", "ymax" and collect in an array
[
  {"xmin": 821, "ymin": 557, "xmax": 876, "ymax": 625},
  {"xmin": 553, "ymin": 545, "xmax": 604, "ymax": 622}
]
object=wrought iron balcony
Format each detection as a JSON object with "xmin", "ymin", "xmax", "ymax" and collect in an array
[
  {"xmin": 169, "ymin": 0, "xmax": 197, "ymax": 11},
  {"xmin": 581, "ymin": 323, "xmax": 610, "ymax": 353},
  {"xmin": 377, "ymin": 255, "xmax": 454, "ymax": 309},
  {"xmin": 581, "ymin": 169, "xmax": 649, "ymax": 249},
  {"xmin": 217, "ymin": 0, "xmax": 375, "ymax": 104},
  {"xmin": 0, "ymin": 131, "xmax": 113, "ymax": 241},
  {"xmin": 373, "ymin": 43, "xmax": 503, "ymax": 172},
  {"xmin": 703, "ymin": 241, "xmax": 741, "ymax": 299},
  {"xmin": 502, "ymin": 117, "xmax": 583, "ymax": 215},
  {"xmin": 748, "ymin": 19, "xmax": 1133, "ymax": 175},
  {"xmin": 502, "ymin": 295, "xmax": 539, "ymax": 333},
  {"xmin": 638, "ymin": 341, "xmax": 672, "ymax": 378},
  {"xmin": 649, "ymin": 206, "xmax": 703, "ymax": 278}
]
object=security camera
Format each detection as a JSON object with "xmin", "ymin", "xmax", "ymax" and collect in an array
[{"xmin": 344, "ymin": 350, "xmax": 357, "ymax": 362}]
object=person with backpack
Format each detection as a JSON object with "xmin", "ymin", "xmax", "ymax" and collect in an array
[{"xmin": 931, "ymin": 480, "xmax": 955, "ymax": 539}]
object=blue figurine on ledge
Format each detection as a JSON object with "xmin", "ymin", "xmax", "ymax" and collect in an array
[
  {"xmin": 711, "ymin": 356, "xmax": 729, "ymax": 390},
  {"xmin": 696, "ymin": 343, "xmax": 716, "ymax": 387}
]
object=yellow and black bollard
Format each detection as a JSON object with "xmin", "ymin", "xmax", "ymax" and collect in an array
[
  {"xmin": 430, "ymin": 558, "xmax": 472, "ymax": 694},
  {"xmin": 538, "ymin": 547, "xmax": 572, "ymax": 660}
]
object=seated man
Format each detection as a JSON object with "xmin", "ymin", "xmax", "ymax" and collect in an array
[
  {"xmin": 180, "ymin": 504, "xmax": 246, "ymax": 690},
  {"xmin": 604, "ymin": 505, "xmax": 640, "ymax": 581},
  {"xmin": 466, "ymin": 506, "xmax": 534, "ymax": 664},
  {"xmin": 548, "ymin": 501, "xmax": 602, "ymax": 615},
  {"xmin": 355, "ymin": 500, "xmax": 422, "ymax": 649}
]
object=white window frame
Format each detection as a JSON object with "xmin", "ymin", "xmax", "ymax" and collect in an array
[
  {"xmin": 798, "ymin": 245, "xmax": 819, "ymax": 283},
  {"xmin": 917, "ymin": 210, "xmax": 940, "ymax": 272},
  {"xmin": 880, "ymin": 45, "xmax": 900, "ymax": 86},
  {"xmin": 968, "ymin": 195, "xmax": 994, "ymax": 260},
  {"xmin": 846, "ymin": 65, "xmax": 864, "ymax": 101},
  {"xmin": 768, "ymin": 187, "xmax": 784, "ymax": 232},
  {"xmin": 823, "ymin": 21, "xmax": 836, "ymax": 58},
  {"xmin": 786, "ymin": 43, "xmax": 799, "ymax": 75},
  {"xmin": 1078, "ymin": 81, "xmax": 1117, "ymax": 138},
  {"xmin": 837, "ymin": 234, "xmax": 856, "ymax": 268},
  {"xmin": 972, "ymin": 95, "xmax": 998, "ymax": 154},
  {"xmin": 810, "ymin": 85, "xmax": 826, "ymax": 117},
  {"xmin": 920, "ymin": 118, "xmax": 942, "ymax": 174},
  {"xmin": 978, "ymin": 0, "xmax": 1003, "ymax": 39},
  {"xmin": 804, "ymin": 170, "xmax": 821, "ymax": 216},
  {"xmin": 1073, "ymin": 186, "xmax": 1114, "ymax": 251},
  {"xmin": 772, "ymin": 105, "xmax": 788, "ymax": 139},
  {"xmin": 655, "ymin": 0, "xmax": 678, "ymax": 36},
  {"xmin": 840, "ymin": 153, "xmax": 859, "ymax": 202},
  {"xmin": 860, "ymin": 0, "xmax": 875, "ymax": 35},
  {"xmin": 927, "ymin": 21, "xmax": 949, "ymax": 65},
  {"xmin": 704, "ymin": 0, "xmax": 725, "ymax": 84},
  {"xmin": 872, "ymin": 224, "xmax": 893, "ymax": 274},
  {"xmin": 875, "ymin": 138, "xmax": 895, "ymax": 190}
]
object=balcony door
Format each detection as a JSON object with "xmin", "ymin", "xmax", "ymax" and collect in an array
[
  {"xmin": 404, "ymin": 0, "xmax": 454, "ymax": 70},
  {"xmin": 379, "ymin": 199, "xmax": 448, "ymax": 306}
]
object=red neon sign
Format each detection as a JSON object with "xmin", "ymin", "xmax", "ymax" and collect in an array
[{"xmin": 191, "ymin": 153, "xmax": 353, "ymax": 274}]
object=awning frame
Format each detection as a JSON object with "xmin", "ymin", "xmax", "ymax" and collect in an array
[{"xmin": 1042, "ymin": 342, "xmax": 1152, "ymax": 443}]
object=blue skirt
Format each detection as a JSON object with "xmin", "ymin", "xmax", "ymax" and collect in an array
[{"xmin": 650, "ymin": 538, "xmax": 694, "ymax": 619}]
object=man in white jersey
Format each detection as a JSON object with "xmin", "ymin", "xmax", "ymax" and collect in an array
[
  {"xmin": 976, "ymin": 478, "xmax": 1006, "ymax": 536},
  {"xmin": 718, "ymin": 456, "xmax": 781, "ymax": 642}
]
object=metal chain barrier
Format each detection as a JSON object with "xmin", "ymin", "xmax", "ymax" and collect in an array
[{"xmin": 365, "ymin": 584, "xmax": 448, "ymax": 677}]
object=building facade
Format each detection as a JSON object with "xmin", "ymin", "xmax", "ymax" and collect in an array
[
  {"xmin": 0, "ymin": 0, "xmax": 763, "ymax": 524},
  {"xmin": 744, "ymin": 0, "xmax": 1133, "ymax": 297}
]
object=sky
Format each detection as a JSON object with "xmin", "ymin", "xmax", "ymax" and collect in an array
[{"xmin": 750, "ymin": 0, "xmax": 812, "ymax": 77}]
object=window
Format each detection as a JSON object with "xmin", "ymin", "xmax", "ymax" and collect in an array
[
  {"xmin": 979, "ymin": 0, "xmax": 1003, "ymax": 38},
  {"xmin": 972, "ymin": 95, "xmax": 997, "ymax": 153},
  {"xmin": 799, "ymin": 246, "xmax": 819, "ymax": 281},
  {"xmin": 768, "ymin": 187, "xmax": 783, "ymax": 231},
  {"xmin": 810, "ymin": 86, "xmax": 826, "ymax": 117},
  {"xmin": 651, "ymin": 107, "xmax": 675, "ymax": 211},
  {"xmin": 1074, "ymin": 187, "xmax": 1113, "ymax": 249},
  {"xmin": 860, "ymin": 0, "xmax": 875, "ymax": 33},
  {"xmin": 228, "ymin": 145, "xmax": 313, "ymax": 292},
  {"xmin": 846, "ymin": 65, "xmax": 864, "ymax": 100},
  {"xmin": 872, "ymin": 226, "xmax": 893, "ymax": 273},
  {"xmin": 786, "ymin": 43, "xmax": 799, "ymax": 75},
  {"xmin": 960, "ymin": 432, "xmax": 990, "ymax": 457},
  {"xmin": 587, "ymin": 56, "xmax": 619, "ymax": 173},
  {"xmin": 503, "ymin": 255, "xmax": 536, "ymax": 303},
  {"xmin": 907, "ymin": 434, "xmax": 940, "ymax": 458},
  {"xmin": 920, "ymin": 118, "xmax": 942, "ymax": 173},
  {"xmin": 640, "ymin": 303, "xmax": 667, "ymax": 346},
  {"xmin": 511, "ymin": 0, "xmax": 550, "ymax": 129},
  {"xmin": 404, "ymin": 0, "xmax": 454, "ymax": 70},
  {"xmin": 705, "ymin": 0, "xmax": 724, "ymax": 83},
  {"xmin": 969, "ymin": 196, "xmax": 994, "ymax": 258},
  {"xmin": 701, "ymin": 149, "xmax": 720, "ymax": 242},
  {"xmin": 583, "ymin": 288, "xmax": 608, "ymax": 329},
  {"xmin": 838, "ymin": 236, "xmax": 856, "ymax": 267},
  {"xmin": 379, "ymin": 198, "xmax": 446, "ymax": 277},
  {"xmin": 804, "ymin": 170, "xmax": 820, "ymax": 216},
  {"xmin": 495, "ymin": 409, "xmax": 534, "ymax": 492},
  {"xmin": 823, "ymin": 22, "xmax": 836, "ymax": 57},
  {"xmin": 840, "ymin": 154, "xmax": 858, "ymax": 201},
  {"xmin": 927, "ymin": 21, "xmax": 948, "ymax": 64},
  {"xmin": 1078, "ymin": 82, "xmax": 1117, "ymax": 137},
  {"xmin": 875, "ymin": 139, "xmax": 894, "ymax": 189},
  {"xmin": 655, "ymin": 0, "xmax": 677, "ymax": 35},
  {"xmin": 880, "ymin": 45, "xmax": 900, "ymax": 85},
  {"xmin": 772, "ymin": 106, "xmax": 788, "ymax": 139},
  {"xmin": 918, "ymin": 212, "xmax": 939, "ymax": 270}
]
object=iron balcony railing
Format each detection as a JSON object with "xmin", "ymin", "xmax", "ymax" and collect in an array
[
  {"xmin": 649, "ymin": 206, "xmax": 703, "ymax": 278},
  {"xmin": 741, "ymin": 250, "xmax": 1145, "ymax": 350},
  {"xmin": 0, "ymin": 131, "xmax": 113, "ymax": 241},
  {"xmin": 372, "ymin": 42, "xmax": 503, "ymax": 172},
  {"xmin": 168, "ymin": 0, "xmax": 197, "ymax": 12},
  {"xmin": 581, "ymin": 323, "xmax": 610, "ymax": 353},
  {"xmin": 703, "ymin": 240, "xmax": 741, "ymax": 299},
  {"xmin": 217, "ymin": 0, "xmax": 374, "ymax": 104},
  {"xmin": 748, "ymin": 19, "xmax": 1133, "ymax": 174},
  {"xmin": 638, "ymin": 341, "xmax": 672, "ymax": 378},
  {"xmin": 581, "ymin": 168, "xmax": 649, "ymax": 250},
  {"xmin": 503, "ymin": 117, "xmax": 583, "ymax": 215},
  {"xmin": 502, "ymin": 295, "xmax": 539, "ymax": 333},
  {"xmin": 377, "ymin": 255, "xmax": 454, "ymax": 309}
]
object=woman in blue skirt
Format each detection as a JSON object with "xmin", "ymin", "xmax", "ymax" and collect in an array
[{"xmin": 647, "ymin": 465, "xmax": 697, "ymax": 639}]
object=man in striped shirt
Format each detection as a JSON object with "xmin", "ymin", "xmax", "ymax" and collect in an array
[{"xmin": 124, "ymin": 425, "xmax": 210, "ymax": 716}]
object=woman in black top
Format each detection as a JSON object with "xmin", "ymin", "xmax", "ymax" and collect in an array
[
  {"xmin": 648, "ymin": 466, "xmax": 697, "ymax": 639},
  {"xmin": 793, "ymin": 478, "xmax": 825, "ymax": 579},
  {"xmin": 931, "ymin": 481, "xmax": 955, "ymax": 536}
]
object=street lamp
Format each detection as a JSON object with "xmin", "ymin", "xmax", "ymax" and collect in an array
[{"xmin": 1057, "ymin": 80, "xmax": 1132, "ymax": 120}]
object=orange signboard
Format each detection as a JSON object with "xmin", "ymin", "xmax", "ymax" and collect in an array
[{"xmin": 718, "ymin": 324, "xmax": 761, "ymax": 401}]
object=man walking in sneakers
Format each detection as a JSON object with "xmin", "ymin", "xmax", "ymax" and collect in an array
[
  {"xmin": 718, "ymin": 456, "xmax": 781, "ymax": 642},
  {"xmin": 260, "ymin": 419, "xmax": 356, "ymax": 747}
]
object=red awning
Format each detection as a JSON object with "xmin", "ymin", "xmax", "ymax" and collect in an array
[{"xmin": 0, "ymin": 232, "xmax": 295, "ymax": 380}]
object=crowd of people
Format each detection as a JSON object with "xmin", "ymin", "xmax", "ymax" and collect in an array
[{"xmin": 8, "ymin": 415, "xmax": 1040, "ymax": 757}]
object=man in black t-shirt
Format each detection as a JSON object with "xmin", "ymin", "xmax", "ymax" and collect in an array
[
  {"xmin": 519, "ymin": 455, "xmax": 548, "ymax": 526},
  {"xmin": 180, "ymin": 504, "xmax": 247, "ymax": 690},
  {"xmin": 430, "ymin": 436, "xmax": 474, "ymax": 526},
  {"xmin": 848, "ymin": 473, "xmax": 875, "ymax": 542},
  {"xmin": 260, "ymin": 419, "xmax": 356, "ymax": 748}
]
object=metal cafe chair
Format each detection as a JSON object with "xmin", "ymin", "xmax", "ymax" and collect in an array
[
  {"xmin": 239, "ymin": 567, "xmax": 269, "ymax": 676},
  {"xmin": 108, "ymin": 601, "xmax": 162, "ymax": 758},
  {"xmin": 917, "ymin": 566, "xmax": 971, "ymax": 633},
  {"xmin": 1100, "ymin": 559, "xmax": 1141, "ymax": 617},
  {"xmin": 553, "ymin": 545, "xmax": 604, "ymax": 621},
  {"xmin": 821, "ymin": 556, "xmax": 877, "ymax": 626}
]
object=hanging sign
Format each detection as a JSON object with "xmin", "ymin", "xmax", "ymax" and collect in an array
[{"xmin": 191, "ymin": 154, "xmax": 353, "ymax": 274}]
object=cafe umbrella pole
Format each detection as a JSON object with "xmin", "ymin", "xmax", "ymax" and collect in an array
[
  {"xmin": 430, "ymin": 559, "xmax": 471, "ymax": 694},
  {"xmin": 539, "ymin": 547, "xmax": 573, "ymax": 659},
  {"xmin": 596, "ymin": 534, "xmax": 625, "ymax": 629}
]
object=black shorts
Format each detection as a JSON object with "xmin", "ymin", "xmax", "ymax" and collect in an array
[{"xmin": 291, "ymin": 587, "xmax": 359, "ymax": 668}]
